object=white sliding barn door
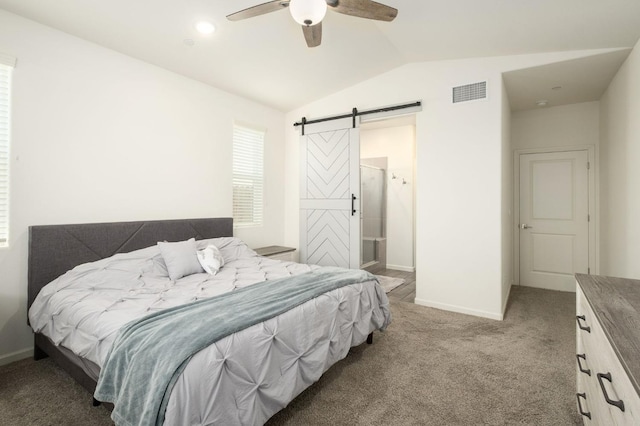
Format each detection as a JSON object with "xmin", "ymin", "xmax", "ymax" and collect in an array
[{"xmin": 300, "ymin": 117, "xmax": 360, "ymax": 269}]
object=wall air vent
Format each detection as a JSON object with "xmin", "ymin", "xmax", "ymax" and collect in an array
[{"xmin": 452, "ymin": 81, "xmax": 487, "ymax": 103}]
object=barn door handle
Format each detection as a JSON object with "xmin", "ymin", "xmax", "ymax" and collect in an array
[
  {"xmin": 576, "ymin": 315, "xmax": 591, "ymax": 333},
  {"xmin": 597, "ymin": 372, "xmax": 625, "ymax": 412},
  {"xmin": 576, "ymin": 393, "xmax": 591, "ymax": 419},
  {"xmin": 352, "ymin": 194, "xmax": 356, "ymax": 216}
]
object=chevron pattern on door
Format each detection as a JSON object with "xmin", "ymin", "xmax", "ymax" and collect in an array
[
  {"xmin": 300, "ymin": 117, "xmax": 360, "ymax": 269},
  {"xmin": 306, "ymin": 209, "xmax": 350, "ymax": 268},
  {"xmin": 306, "ymin": 129, "xmax": 350, "ymax": 199}
]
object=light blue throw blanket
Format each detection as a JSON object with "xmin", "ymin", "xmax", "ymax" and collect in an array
[{"xmin": 94, "ymin": 267, "xmax": 378, "ymax": 426}]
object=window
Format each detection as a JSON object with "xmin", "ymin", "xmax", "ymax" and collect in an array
[
  {"xmin": 232, "ymin": 124, "xmax": 264, "ymax": 228},
  {"xmin": 0, "ymin": 54, "xmax": 14, "ymax": 248}
]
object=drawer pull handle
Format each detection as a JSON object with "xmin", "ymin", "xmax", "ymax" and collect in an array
[
  {"xmin": 576, "ymin": 354, "xmax": 591, "ymax": 376},
  {"xmin": 597, "ymin": 372, "xmax": 625, "ymax": 412},
  {"xmin": 576, "ymin": 315, "xmax": 591, "ymax": 333},
  {"xmin": 576, "ymin": 393, "xmax": 591, "ymax": 420}
]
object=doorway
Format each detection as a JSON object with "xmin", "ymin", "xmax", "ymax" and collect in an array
[
  {"xmin": 359, "ymin": 115, "xmax": 416, "ymax": 279},
  {"xmin": 515, "ymin": 148, "xmax": 595, "ymax": 292}
]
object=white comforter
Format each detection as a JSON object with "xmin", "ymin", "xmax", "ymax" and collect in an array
[{"xmin": 29, "ymin": 237, "xmax": 391, "ymax": 425}]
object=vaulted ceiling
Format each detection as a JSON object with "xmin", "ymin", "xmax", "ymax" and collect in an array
[{"xmin": 1, "ymin": 0, "xmax": 639, "ymax": 111}]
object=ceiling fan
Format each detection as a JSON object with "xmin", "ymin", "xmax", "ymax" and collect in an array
[{"xmin": 227, "ymin": 0, "xmax": 398, "ymax": 48}]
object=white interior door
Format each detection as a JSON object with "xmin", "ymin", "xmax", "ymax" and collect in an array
[
  {"xmin": 519, "ymin": 150, "xmax": 589, "ymax": 292},
  {"xmin": 300, "ymin": 117, "xmax": 360, "ymax": 269}
]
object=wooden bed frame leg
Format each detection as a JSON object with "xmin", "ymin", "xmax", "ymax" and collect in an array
[
  {"xmin": 92, "ymin": 397, "xmax": 102, "ymax": 407},
  {"xmin": 367, "ymin": 332, "xmax": 373, "ymax": 344}
]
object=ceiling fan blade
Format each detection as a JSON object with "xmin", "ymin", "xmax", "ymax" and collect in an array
[
  {"xmin": 326, "ymin": 0, "xmax": 398, "ymax": 22},
  {"xmin": 227, "ymin": 0, "xmax": 290, "ymax": 21},
  {"xmin": 302, "ymin": 22, "xmax": 322, "ymax": 48}
]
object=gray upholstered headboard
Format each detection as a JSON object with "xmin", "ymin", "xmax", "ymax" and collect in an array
[{"xmin": 28, "ymin": 217, "xmax": 233, "ymax": 311}]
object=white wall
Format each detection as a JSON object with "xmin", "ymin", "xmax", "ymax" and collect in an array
[
  {"xmin": 599, "ymin": 39, "xmax": 640, "ymax": 278},
  {"xmin": 285, "ymin": 50, "xmax": 613, "ymax": 321},
  {"xmin": 0, "ymin": 10, "xmax": 286, "ymax": 364},
  {"xmin": 511, "ymin": 102, "xmax": 600, "ymax": 151},
  {"xmin": 501, "ymin": 79, "xmax": 513, "ymax": 312},
  {"xmin": 360, "ymin": 125, "xmax": 415, "ymax": 271}
]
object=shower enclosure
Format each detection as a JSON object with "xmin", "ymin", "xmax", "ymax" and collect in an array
[{"xmin": 360, "ymin": 164, "xmax": 387, "ymax": 270}]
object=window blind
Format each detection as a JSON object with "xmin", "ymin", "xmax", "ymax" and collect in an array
[
  {"xmin": 0, "ymin": 62, "xmax": 11, "ymax": 247},
  {"xmin": 232, "ymin": 125, "xmax": 264, "ymax": 228}
]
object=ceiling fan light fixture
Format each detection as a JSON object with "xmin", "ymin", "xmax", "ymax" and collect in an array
[
  {"xmin": 289, "ymin": 0, "xmax": 327, "ymax": 26},
  {"xmin": 195, "ymin": 21, "xmax": 216, "ymax": 35}
]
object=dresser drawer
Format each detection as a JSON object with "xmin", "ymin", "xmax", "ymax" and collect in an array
[
  {"xmin": 576, "ymin": 286, "xmax": 619, "ymax": 369},
  {"xmin": 589, "ymin": 340, "xmax": 640, "ymax": 424}
]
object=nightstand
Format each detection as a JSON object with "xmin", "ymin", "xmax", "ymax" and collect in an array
[{"xmin": 255, "ymin": 245, "xmax": 297, "ymax": 262}]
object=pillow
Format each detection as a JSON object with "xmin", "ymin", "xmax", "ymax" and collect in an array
[
  {"xmin": 157, "ymin": 238, "xmax": 204, "ymax": 281},
  {"xmin": 197, "ymin": 244, "xmax": 225, "ymax": 275}
]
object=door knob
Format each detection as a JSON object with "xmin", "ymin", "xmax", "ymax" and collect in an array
[{"xmin": 519, "ymin": 224, "xmax": 533, "ymax": 229}]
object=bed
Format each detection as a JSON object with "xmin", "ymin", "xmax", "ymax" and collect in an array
[{"xmin": 27, "ymin": 217, "xmax": 391, "ymax": 425}]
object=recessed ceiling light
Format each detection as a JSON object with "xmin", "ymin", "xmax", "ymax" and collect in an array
[
  {"xmin": 536, "ymin": 100, "xmax": 548, "ymax": 107},
  {"xmin": 195, "ymin": 21, "xmax": 216, "ymax": 35}
]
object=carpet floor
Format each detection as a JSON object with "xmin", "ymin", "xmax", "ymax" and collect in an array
[{"xmin": 0, "ymin": 286, "xmax": 580, "ymax": 425}]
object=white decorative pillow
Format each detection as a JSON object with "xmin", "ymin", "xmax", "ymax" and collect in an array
[
  {"xmin": 157, "ymin": 238, "xmax": 204, "ymax": 281},
  {"xmin": 197, "ymin": 244, "xmax": 225, "ymax": 275}
]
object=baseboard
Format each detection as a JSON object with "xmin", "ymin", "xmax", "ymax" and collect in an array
[
  {"xmin": 0, "ymin": 348, "xmax": 33, "ymax": 367},
  {"xmin": 414, "ymin": 298, "xmax": 504, "ymax": 321},
  {"xmin": 520, "ymin": 282, "xmax": 576, "ymax": 293},
  {"xmin": 386, "ymin": 264, "xmax": 415, "ymax": 273}
]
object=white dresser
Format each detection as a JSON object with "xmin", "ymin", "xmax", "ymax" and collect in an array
[{"xmin": 576, "ymin": 274, "xmax": 640, "ymax": 424}]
